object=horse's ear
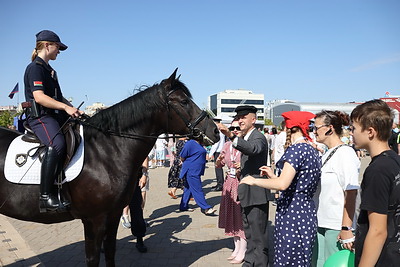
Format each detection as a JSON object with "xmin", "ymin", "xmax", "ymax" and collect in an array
[
  {"xmin": 177, "ymin": 74, "xmax": 181, "ymax": 80},
  {"xmin": 164, "ymin": 68, "xmax": 179, "ymax": 90},
  {"xmin": 168, "ymin": 68, "xmax": 178, "ymax": 82}
]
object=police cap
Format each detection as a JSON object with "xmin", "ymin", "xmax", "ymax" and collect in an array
[
  {"xmin": 234, "ymin": 105, "xmax": 258, "ymax": 116},
  {"xmin": 36, "ymin": 30, "xmax": 68, "ymax": 51}
]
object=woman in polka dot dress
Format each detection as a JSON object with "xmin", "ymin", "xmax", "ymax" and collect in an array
[{"xmin": 241, "ymin": 111, "xmax": 321, "ymax": 266}]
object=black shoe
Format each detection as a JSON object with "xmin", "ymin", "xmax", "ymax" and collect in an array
[
  {"xmin": 60, "ymin": 198, "xmax": 71, "ymax": 209},
  {"xmin": 39, "ymin": 194, "xmax": 60, "ymax": 213},
  {"xmin": 136, "ymin": 238, "xmax": 148, "ymax": 253},
  {"xmin": 211, "ymin": 186, "xmax": 223, "ymax": 192}
]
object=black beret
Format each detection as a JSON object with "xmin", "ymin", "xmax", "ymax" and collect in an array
[{"xmin": 234, "ymin": 105, "xmax": 258, "ymax": 116}]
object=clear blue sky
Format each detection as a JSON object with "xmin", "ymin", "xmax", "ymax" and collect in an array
[{"xmin": 1, "ymin": 0, "xmax": 399, "ymax": 109}]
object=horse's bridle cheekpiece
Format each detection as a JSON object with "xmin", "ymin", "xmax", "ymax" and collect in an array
[{"xmin": 165, "ymin": 88, "xmax": 212, "ymax": 143}]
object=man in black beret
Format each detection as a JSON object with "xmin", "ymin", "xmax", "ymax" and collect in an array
[{"xmin": 217, "ymin": 105, "xmax": 270, "ymax": 266}]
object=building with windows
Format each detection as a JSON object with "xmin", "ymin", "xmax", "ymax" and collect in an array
[
  {"xmin": 208, "ymin": 89, "xmax": 264, "ymax": 124},
  {"xmin": 266, "ymin": 97, "xmax": 400, "ymax": 126},
  {"xmin": 266, "ymin": 101, "xmax": 359, "ymax": 126}
]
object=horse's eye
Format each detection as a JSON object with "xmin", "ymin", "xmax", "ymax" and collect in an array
[{"xmin": 180, "ymin": 100, "xmax": 189, "ymax": 106}]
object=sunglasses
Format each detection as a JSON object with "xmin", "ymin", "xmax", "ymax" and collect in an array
[
  {"xmin": 310, "ymin": 125, "xmax": 328, "ymax": 132},
  {"xmin": 229, "ymin": 126, "xmax": 241, "ymax": 131}
]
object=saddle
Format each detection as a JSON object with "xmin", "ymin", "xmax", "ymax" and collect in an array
[{"xmin": 22, "ymin": 120, "xmax": 82, "ymax": 168}]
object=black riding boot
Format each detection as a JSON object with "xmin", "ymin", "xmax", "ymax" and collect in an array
[{"xmin": 39, "ymin": 146, "xmax": 64, "ymax": 213}]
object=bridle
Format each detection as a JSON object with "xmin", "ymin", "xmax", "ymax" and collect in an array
[{"xmin": 165, "ymin": 89, "xmax": 210, "ymax": 140}]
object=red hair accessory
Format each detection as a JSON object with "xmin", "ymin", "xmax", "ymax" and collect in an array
[{"xmin": 281, "ymin": 111, "xmax": 315, "ymax": 142}]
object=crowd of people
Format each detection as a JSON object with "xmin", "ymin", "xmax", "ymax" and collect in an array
[
  {"xmin": 153, "ymin": 101, "xmax": 400, "ymax": 266},
  {"xmin": 20, "ymin": 28, "xmax": 399, "ymax": 266}
]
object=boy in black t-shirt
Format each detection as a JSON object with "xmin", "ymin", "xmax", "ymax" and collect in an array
[{"xmin": 350, "ymin": 99, "xmax": 400, "ymax": 266}]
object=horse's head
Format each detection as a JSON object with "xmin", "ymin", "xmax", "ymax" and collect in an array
[{"xmin": 160, "ymin": 69, "xmax": 220, "ymax": 146}]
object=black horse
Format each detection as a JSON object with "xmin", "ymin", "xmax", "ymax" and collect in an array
[{"xmin": 0, "ymin": 69, "xmax": 219, "ymax": 266}]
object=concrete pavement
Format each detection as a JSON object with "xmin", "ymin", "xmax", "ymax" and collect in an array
[
  {"xmin": 0, "ymin": 157, "xmax": 370, "ymax": 266},
  {"xmin": 0, "ymin": 161, "xmax": 276, "ymax": 267}
]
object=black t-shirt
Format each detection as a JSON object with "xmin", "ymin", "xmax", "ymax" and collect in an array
[{"xmin": 355, "ymin": 150, "xmax": 400, "ymax": 266}]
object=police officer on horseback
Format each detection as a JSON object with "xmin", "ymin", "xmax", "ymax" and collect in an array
[{"xmin": 24, "ymin": 30, "xmax": 83, "ymax": 213}]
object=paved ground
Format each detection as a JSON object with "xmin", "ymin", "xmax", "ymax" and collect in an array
[{"xmin": 0, "ymin": 157, "xmax": 370, "ymax": 267}]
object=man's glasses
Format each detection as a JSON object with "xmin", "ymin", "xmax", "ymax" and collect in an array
[{"xmin": 229, "ymin": 126, "xmax": 241, "ymax": 131}]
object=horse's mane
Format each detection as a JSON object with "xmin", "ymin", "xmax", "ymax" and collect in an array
[{"xmin": 84, "ymin": 79, "xmax": 192, "ymax": 135}]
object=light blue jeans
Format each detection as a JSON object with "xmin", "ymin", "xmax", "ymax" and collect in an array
[{"xmin": 312, "ymin": 227, "xmax": 342, "ymax": 267}]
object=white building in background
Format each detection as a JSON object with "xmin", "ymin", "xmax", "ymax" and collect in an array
[
  {"xmin": 0, "ymin": 105, "xmax": 18, "ymax": 111},
  {"xmin": 266, "ymin": 101, "xmax": 359, "ymax": 126},
  {"xmin": 208, "ymin": 89, "xmax": 265, "ymax": 124},
  {"xmin": 85, "ymin": 102, "xmax": 108, "ymax": 116}
]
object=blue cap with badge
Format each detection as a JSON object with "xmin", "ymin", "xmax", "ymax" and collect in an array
[{"xmin": 36, "ymin": 30, "xmax": 68, "ymax": 51}]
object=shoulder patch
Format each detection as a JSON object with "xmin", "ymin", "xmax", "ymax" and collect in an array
[{"xmin": 33, "ymin": 81, "xmax": 43, "ymax": 87}]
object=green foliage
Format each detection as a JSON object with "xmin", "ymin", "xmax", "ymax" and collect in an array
[
  {"xmin": 264, "ymin": 118, "xmax": 274, "ymax": 125},
  {"xmin": 0, "ymin": 111, "xmax": 14, "ymax": 127}
]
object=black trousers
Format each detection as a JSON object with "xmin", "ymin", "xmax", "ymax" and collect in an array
[
  {"xmin": 129, "ymin": 184, "xmax": 146, "ymax": 238},
  {"xmin": 242, "ymin": 203, "xmax": 270, "ymax": 267},
  {"xmin": 214, "ymin": 152, "xmax": 224, "ymax": 187}
]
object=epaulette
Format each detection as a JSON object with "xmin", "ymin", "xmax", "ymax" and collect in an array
[{"xmin": 35, "ymin": 60, "xmax": 43, "ymax": 65}]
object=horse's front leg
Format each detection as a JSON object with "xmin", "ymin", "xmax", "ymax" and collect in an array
[
  {"xmin": 103, "ymin": 211, "xmax": 122, "ymax": 266},
  {"xmin": 82, "ymin": 216, "xmax": 107, "ymax": 267}
]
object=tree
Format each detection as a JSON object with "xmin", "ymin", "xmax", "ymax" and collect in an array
[
  {"xmin": 0, "ymin": 111, "xmax": 14, "ymax": 127},
  {"xmin": 264, "ymin": 118, "xmax": 274, "ymax": 126}
]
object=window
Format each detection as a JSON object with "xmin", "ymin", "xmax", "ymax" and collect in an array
[
  {"xmin": 221, "ymin": 99, "xmax": 242, "ymax": 104},
  {"xmin": 221, "ymin": 99, "xmax": 264, "ymax": 105},
  {"xmin": 210, "ymin": 95, "xmax": 217, "ymax": 110},
  {"xmin": 245, "ymin": 100, "xmax": 264, "ymax": 105},
  {"xmin": 221, "ymin": 107, "xmax": 236, "ymax": 112}
]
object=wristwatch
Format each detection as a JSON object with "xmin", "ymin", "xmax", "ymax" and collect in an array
[
  {"xmin": 341, "ymin": 226, "xmax": 354, "ymax": 231},
  {"xmin": 229, "ymin": 134, "xmax": 236, "ymax": 141}
]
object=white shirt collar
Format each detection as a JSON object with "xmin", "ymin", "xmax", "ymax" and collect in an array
[{"xmin": 244, "ymin": 127, "xmax": 256, "ymax": 141}]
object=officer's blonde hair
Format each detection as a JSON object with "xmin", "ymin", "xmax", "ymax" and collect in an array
[{"xmin": 31, "ymin": 41, "xmax": 53, "ymax": 61}]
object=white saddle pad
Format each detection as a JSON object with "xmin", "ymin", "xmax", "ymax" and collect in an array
[{"xmin": 4, "ymin": 126, "xmax": 84, "ymax": 184}]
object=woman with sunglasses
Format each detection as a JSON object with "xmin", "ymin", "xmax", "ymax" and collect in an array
[
  {"xmin": 215, "ymin": 119, "xmax": 246, "ymax": 264},
  {"xmin": 311, "ymin": 110, "xmax": 360, "ymax": 266},
  {"xmin": 24, "ymin": 30, "xmax": 83, "ymax": 212}
]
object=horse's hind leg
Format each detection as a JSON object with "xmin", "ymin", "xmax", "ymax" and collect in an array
[
  {"xmin": 82, "ymin": 216, "xmax": 107, "ymax": 267},
  {"xmin": 103, "ymin": 213, "xmax": 121, "ymax": 266}
]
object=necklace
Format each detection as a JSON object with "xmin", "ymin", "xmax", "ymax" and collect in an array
[{"xmin": 292, "ymin": 136, "xmax": 306, "ymax": 145}]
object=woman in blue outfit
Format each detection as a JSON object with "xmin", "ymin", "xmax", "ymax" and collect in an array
[
  {"xmin": 241, "ymin": 111, "xmax": 321, "ymax": 266},
  {"xmin": 179, "ymin": 136, "xmax": 216, "ymax": 215}
]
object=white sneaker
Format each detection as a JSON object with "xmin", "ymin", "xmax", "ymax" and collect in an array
[{"xmin": 120, "ymin": 216, "xmax": 131, "ymax": 228}]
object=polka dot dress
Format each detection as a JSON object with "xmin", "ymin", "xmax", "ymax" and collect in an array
[{"xmin": 274, "ymin": 143, "xmax": 321, "ymax": 266}]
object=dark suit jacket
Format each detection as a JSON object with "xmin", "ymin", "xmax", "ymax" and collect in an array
[{"xmin": 235, "ymin": 128, "xmax": 270, "ymax": 207}]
